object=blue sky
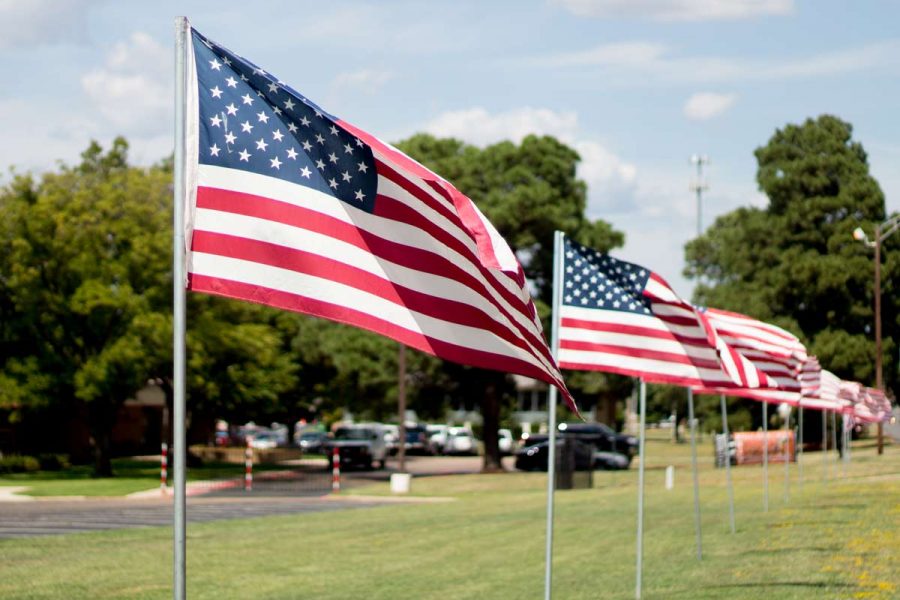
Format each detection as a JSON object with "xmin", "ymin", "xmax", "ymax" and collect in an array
[{"xmin": 2, "ymin": 0, "xmax": 898, "ymax": 295}]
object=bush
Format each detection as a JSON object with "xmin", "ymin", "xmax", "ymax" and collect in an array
[
  {"xmin": 0, "ymin": 454, "xmax": 41, "ymax": 474},
  {"xmin": 38, "ymin": 454, "xmax": 70, "ymax": 471}
]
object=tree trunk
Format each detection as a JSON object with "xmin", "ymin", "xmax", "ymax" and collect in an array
[
  {"xmin": 480, "ymin": 377, "xmax": 504, "ymax": 473},
  {"xmin": 88, "ymin": 402, "xmax": 117, "ymax": 477}
]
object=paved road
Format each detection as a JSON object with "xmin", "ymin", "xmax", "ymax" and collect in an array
[
  {"xmin": 0, "ymin": 455, "xmax": 496, "ymax": 539},
  {"xmin": 0, "ymin": 495, "xmax": 399, "ymax": 539}
]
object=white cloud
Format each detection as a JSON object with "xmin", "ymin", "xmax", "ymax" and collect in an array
[
  {"xmin": 553, "ymin": 0, "xmax": 794, "ymax": 21},
  {"xmin": 81, "ymin": 32, "xmax": 171, "ymax": 136},
  {"xmin": 528, "ymin": 39, "xmax": 900, "ymax": 84},
  {"xmin": 0, "ymin": 0, "xmax": 90, "ymax": 49},
  {"xmin": 332, "ymin": 69, "xmax": 394, "ymax": 95},
  {"xmin": 421, "ymin": 106, "xmax": 639, "ymax": 215},
  {"xmin": 683, "ymin": 92, "xmax": 738, "ymax": 120},
  {"xmin": 422, "ymin": 106, "xmax": 580, "ymax": 146}
]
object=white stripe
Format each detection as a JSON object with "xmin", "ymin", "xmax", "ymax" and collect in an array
[
  {"xmin": 559, "ymin": 326, "xmax": 720, "ymax": 361},
  {"xmin": 191, "ymin": 252, "xmax": 552, "ymax": 371},
  {"xmin": 193, "ymin": 207, "xmax": 557, "ymax": 375},
  {"xmin": 558, "ymin": 349, "xmax": 733, "ymax": 384},
  {"xmin": 560, "ymin": 306, "xmax": 711, "ymax": 342},
  {"xmin": 196, "ymin": 165, "xmax": 544, "ymax": 344}
]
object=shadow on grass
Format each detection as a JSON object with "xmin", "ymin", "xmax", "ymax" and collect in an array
[
  {"xmin": 665, "ymin": 581, "xmax": 855, "ymax": 596},
  {"xmin": 735, "ymin": 545, "xmax": 841, "ymax": 555}
]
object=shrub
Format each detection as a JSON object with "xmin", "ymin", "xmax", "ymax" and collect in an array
[
  {"xmin": 38, "ymin": 454, "xmax": 71, "ymax": 471},
  {"xmin": 0, "ymin": 454, "xmax": 41, "ymax": 474}
]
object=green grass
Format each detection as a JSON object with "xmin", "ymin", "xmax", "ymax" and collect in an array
[
  {"xmin": 0, "ymin": 433, "xmax": 897, "ymax": 599},
  {"xmin": 0, "ymin": 458, "xmax": 291, "ymax": 497}
]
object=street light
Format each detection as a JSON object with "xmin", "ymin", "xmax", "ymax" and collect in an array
[{"xmin": 853, "ymin": 215, "xmax": 900, "ymax": 455}]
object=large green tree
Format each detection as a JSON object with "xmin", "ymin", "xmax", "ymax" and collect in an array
[
  {"xmin": 0, "ymin": 140, "xmax": 300, "ymax": 473},
  {"xmin": 685, "ymin": 115, "xmax": 898, "ymax": 401},
  {"xmin": 0, "ymin": 139, "xmax": 172, "ymax": 474},
  {"xmin": 397, "ymin": 134, "xmax": 626, "ymax": 470}
]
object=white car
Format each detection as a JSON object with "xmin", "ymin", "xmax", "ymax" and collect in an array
[
  {"xmin": 498, "ymin": 429, "xmax": 514, "ymax": 455},
  {"xmin": 443, "ymin": 427, "xmax": 477, "ymax": 455},
  {"xmin": 427, "ymin": 424, "xmax": 450, "ymax": 454},
  {"xmin": 248, "ymin": 431, "xmax": 279, "ymax": 450}
]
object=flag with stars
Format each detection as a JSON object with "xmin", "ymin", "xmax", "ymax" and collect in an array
[
  {"xmin": 556, "ymin": 237, "xmax": 776, "ymax": 389},
  {"xmin": 181, "ymin": 26, "xmax": 572, "ymax": 405},
  {"xmin": 692, "ymin": 307, "xmax": 809, "ymax": 404}
]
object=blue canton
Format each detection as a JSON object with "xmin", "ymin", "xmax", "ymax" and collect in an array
[
  {"xmin": 193, "ymin": 29, "xmax": 378, "ymax": 213},
  {"xmin": 562, "ymin": 238, "xmax": 652, "ymax": 314}
]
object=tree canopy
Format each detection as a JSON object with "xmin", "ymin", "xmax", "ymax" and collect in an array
[{"xmin": 685, "ymin": 115, "xmax": 898, "ymax": 391}]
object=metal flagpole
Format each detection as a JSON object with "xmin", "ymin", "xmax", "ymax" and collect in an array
[
  {"xmin": 762, "ymin": 402, "xmax": 769, "ymax": 512},
  {"xmin": 172, "ymin": 15, "xmax": 189, "ymax": 600},
  {"xmin": 822, "ymin": 411, "xmax": 828, "ymax": 482},
  {"xmin": 831, "ymin": 411, "xmax": 838, "ymax": 474},
  {"xmin": 544, "ymin": 230, "xmax": 564, "ymax": 600},
  {"xmin": 687, "ymin": 389, "xmax": 702, "ymax": 559},
  {"xmin": 635, "ymin": 380, "xmax": 647, "ymax": 600},
  {"xmin": 720, "ymin": 395, "xmax": 735, "ymax": 533},
  {"xmin": 783, "ymin": 414, "xmax": 790, "ymax": 504},
  {"xmin": 798, "ymin": 405, "xmax": 804, "ymax": 491}
]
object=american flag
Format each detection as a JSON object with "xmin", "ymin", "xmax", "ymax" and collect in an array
[
  {"xmin": 556, "ymin": 237, "xmax": 774, "ymax": 388},
  {"xmin": 798, "ymin": 357, "xmax": 843, "ymax": 411},
  {"xmin": 693, "ymin": 307, "xmax": 808, "ymax": 404},
  {"xmin": 183, "ymin": 28, "xmax": 571, "ymax": 405}
]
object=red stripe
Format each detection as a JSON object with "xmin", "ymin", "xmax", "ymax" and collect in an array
[
  {"xmin": 189, "ymin": 274, "xmax": 566, "ymax": 391},
  {"xmin": 560, "ymin": 316, "xmax": 716, "ymax": 348},
  {"xmin": 559, "ymin": 339, "xmax": 724, "ymax": 370},
  {"xmin": 192, "ymin": 230, "xmax": 546, "ymax": 361},
  {"xmin": 195, "ymin": 187, "xmax": 553, "ymax": 367},
  {"xmin": 559, "ymin": 361, "xmax": 711, "ymax": 388}
]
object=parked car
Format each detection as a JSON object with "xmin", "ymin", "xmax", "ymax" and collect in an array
[
  {"xmin": 514, "ymin": 438, "xmax": 595, "ymax": 471},
  {"xmin": 498, "ymin": 429, "xmax": 514, "ymax": 455},
  {"xmin": 248, "ymin": 431, "xmax": 279, "ymax": 450},
  {"xmin": 443, "ymin": 427, "xmax": 477, "ymax": 455},
  {"xmin": 426, "ymin": 424, "xmax": 450, "ymax": 454},
  {"xmin": 382, "ymin": 424, "xmax": 400, "ymax": 455},
  {"xmin": 295, "ymin": 430, "xmax": 328, "ymax": 454},
  {"xmin": 322, "ymin": 425, "xmax": 387, "ymax": 470},
  {"xmin": 403, "ymin": 424, "xmax": 431, "ymax": 455},
  {"xmin": 558, "ymin": 422, "xmax": 638, "ymax": 462}
]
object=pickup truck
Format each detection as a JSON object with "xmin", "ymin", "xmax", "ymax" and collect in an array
[{"xmin": 322, "ymin": 424, "xmax": 388, "ymax": 470}]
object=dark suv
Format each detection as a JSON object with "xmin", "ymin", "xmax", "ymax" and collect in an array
[{"xmin": 558, "ymin": 422, "xmax": 638, "ymax": 461}]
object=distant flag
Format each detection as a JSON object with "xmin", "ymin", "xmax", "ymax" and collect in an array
[
  {"xmin": 181, "ymin": 27, "xmax": 572, "ymax": 406},
  {"xmin": 799, "ymin": 358, "xmax": 843, "ymax": 411},
  {"xmin": 693, "ymin": 308, "xmax": 807, "ymax": 404},
  {"xmin": 556, "ymin": 237, "xmax": 775, "ymax": 389}
]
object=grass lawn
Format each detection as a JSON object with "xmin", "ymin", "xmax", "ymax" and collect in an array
[
  {"xmin": 0, "ymin": 458, "xmax": 293, "ymax": 497},
  {"xmin": 0, "ymin": 432, "xmax": 897, "ymax": 599}
]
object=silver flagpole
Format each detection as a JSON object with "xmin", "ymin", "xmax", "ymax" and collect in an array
[
  {"xmin": 822, "ymin": 411, "xmax": 828, "ymax": 482},
  {"xmin": 544, "ymin": 230, "xmax": 564, "ymax": 600},
  {"xmin": 635, "ymin": 380, "xmax": 647, "ymax": 600},
  {"xmin": 783, "ymin": 413, "xmax": 790, "ymax": 504},
  {"xmin": 762, "ymin": 402, "xmax": 769, "ymax": 512},
  {"xmin": 172, "ymin": 16, "xmax": 189, "ymax": 600},
  {"xmin": 720, "ymin": 395, "xmax": 735, "ymax": 533},
  {"xmin": 798, "ymin": 404, "xmax": 804, "ymax": 491},
  {"xmin": 687, "ymin": 389, "xmax": 702, "ymax": 559},
  {"xmin": 831, "ymin": 411, "xmax": 838, "ymax": 474}
]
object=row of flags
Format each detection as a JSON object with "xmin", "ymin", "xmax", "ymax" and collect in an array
[{"xmin": 181, "ymin": 24, "xmax": 891, "ymax": 425}]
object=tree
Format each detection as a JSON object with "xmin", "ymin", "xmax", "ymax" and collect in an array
[
  {"xmin": 397, "ymin": 134, "xmax": 626, "ymax": 470},
  {"xmin": 0, "ymin": 139, "xmax": 172, "ymax": 474},
  {"xmin": 685, "ymin": 115, "xmax": 898, "ymax": 422}
]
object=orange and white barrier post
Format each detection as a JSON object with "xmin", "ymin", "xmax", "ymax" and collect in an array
[
  {"xmin": 331, "ymin": 447, "xmax": 341, "ymax": 493},
  {"xmin": 244, "ymin": 443, "xmax": 253, "ymax": 492},
  {"xmin": 160, "ymin": 442, "xmax": 168, "ymax": 494}
]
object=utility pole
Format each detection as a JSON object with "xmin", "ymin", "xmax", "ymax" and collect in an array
[{"xmin": 690, "ymin": 155, "xmax": 709, "ymax": 235}]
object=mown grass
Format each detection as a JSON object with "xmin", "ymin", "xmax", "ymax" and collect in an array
[{"xmin": 0, "ymin": 432, "xmax": 897, "ymax": 599}]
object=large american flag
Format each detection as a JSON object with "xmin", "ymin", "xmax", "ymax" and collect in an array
[
  {"xmin": 556, "ymin": 237, "xmax": 774, "ymax": 388},
  {"xmin": 693, "ymin": 307, "xmax": 807, "ymax": 404},
  {"xmin": 798, "ymin": 357, "xmax": 843, "ymax": 411},
  {"xmin": 183, "ymin": 28, "xmax": 571, "ymax": 405}
]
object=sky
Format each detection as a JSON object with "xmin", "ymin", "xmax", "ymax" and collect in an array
[{"xmin": 2, "ymin": 0, "xmax": 899, "ymax": 297}]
